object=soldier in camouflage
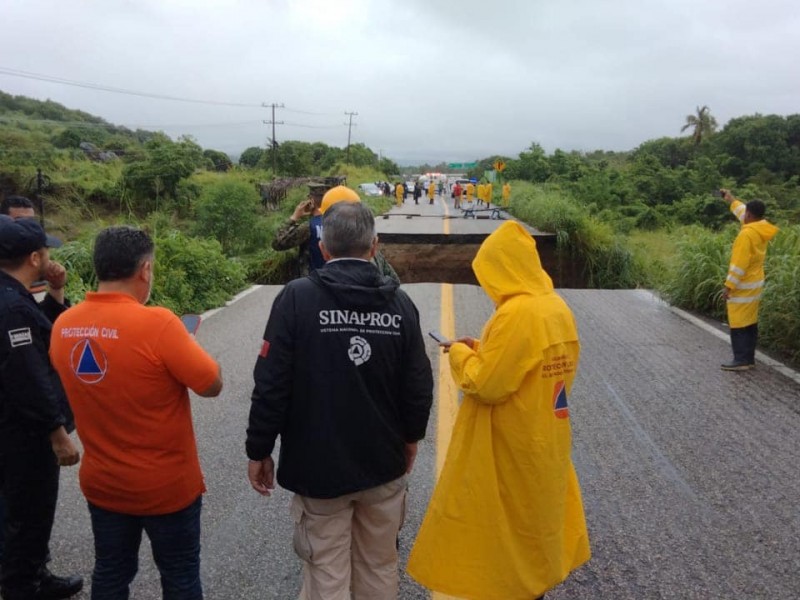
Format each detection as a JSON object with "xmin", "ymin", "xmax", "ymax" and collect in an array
[{"xmin": 272, "ymin": 184, "xmax": 400, "ymax": 283}]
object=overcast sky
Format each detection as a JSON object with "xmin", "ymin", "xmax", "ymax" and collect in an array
[{"xmin": 1, "ymin": 0, "xmax": 798, "ymax": 164}]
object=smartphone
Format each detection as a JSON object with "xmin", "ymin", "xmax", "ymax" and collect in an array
[{"xmin": 428, "ymin": 330, "xmax": 451, "ymax": 345}]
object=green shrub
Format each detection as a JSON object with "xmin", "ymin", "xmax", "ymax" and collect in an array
[
  {"xmin": 150, "ymin": 230, "xmax": 247, "ymax": 314},
  {"xmin": 193, "ymin": 179, "xmax": 262, "ymax": 255}
]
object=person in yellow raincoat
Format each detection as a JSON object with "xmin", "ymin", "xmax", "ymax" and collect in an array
[
  {"xmin": 720, "ymin": 189, "xmax": 779, "ymax": 371},
  {"xmin": 502, "ymin": 182, "xmax": 511, "ymax": 207},
  {"xmin": 465, "ymin": 181, "xmax": 475, "ymax": 202},
  {"xmin": 407, "ymin": 221, "xmax": 590, "ymax": 600},
  {"xmin": 476, "ymin": 183, "xmax": 485, "ymax": 206},
  {"xmin": 428, "ymin": 180, "xmax": 436, "ymax": 205},
  {"xmin": 394, "ymin": 182, "xmax": 404, "ymax": 207}
]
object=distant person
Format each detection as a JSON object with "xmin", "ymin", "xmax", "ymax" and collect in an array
[
  {"xmin": 403, "ymin": 181, "xmax": 409, "ymax": 202},
  {"xmin": 50, "ymin": 226, "xmax": 223, "ymax": 599},
  {"xmin": 247, "ymin": 202, "xmax": 433, "ymax": 600},
  {"xmin": 502, "ymin": 182, "xmax": 511, "ymax": 207},
  {"xmin": 0, "ymin": 195, "xmax": 36, "ymax": 219},
  {"xmin": 0, "ymin": 215, "xmax": 82, "ymax": 600},
  {"xmin": 413, "ymin": 181, "xmax": 422, "ymax": 205},
  {"xmin": 719, "ymin": 189, "xmax": 779, "ymax": 371},
  {"xmin": 465, "ymin": 181, "xmax": 475, "ymax": 203},
  {"xmin": 394, "ymin": 182, "xmax": 404, "ymax": 207},
  {"xmin": 428, "ymin": 180, "xmax": 436, "ymax": 205},
  {"xmin": 452, "ymin": 182, "xmax": 462, "ymax": 209},
  {"xmin": 485, "ymin": 182, "xmax": 493, "ymax": 206},
  {"xmin": 408, "ymin": 221, "xmax": 591, "ymax": 600},
  {"xmin": 272, "ymin": 183, "xmax": 329, "ymax": 278},
  {"xmin": 477, "ymin": 183, "xmax": 485, "ymax": 207}
]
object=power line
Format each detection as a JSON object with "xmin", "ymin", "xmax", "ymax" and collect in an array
[
  {"xmin": 0, "ymin": 67, "xmax": 266, "ymax": 108},
  {"xmin": 0, "ymin": 67, "xmax": 342, "ymax": 117}
]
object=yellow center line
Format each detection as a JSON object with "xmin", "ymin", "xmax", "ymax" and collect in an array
[{"xmin": 431, "ymin": 197, "xmax": 461, "ymax": 599}]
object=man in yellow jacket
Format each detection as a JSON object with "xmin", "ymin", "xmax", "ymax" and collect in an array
[
  {"xmin": 502, "ymin": 182, "xmax": 511, "ymax": 207},
  {"xmin": 720, "ymin": 189, "xmax": 779, "ymax": 371},
  {"xmin": 408, "ymin": 221, "xmax": 590, "ymax": 599}
]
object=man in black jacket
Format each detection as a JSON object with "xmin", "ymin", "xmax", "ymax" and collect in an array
[
  {"xmin": 0, "ymin": 216, "xmax": 82, "ymax": 600},
  {"xmin": 247, "ymin": 202, "xmax": 433, "ymax": 599}
]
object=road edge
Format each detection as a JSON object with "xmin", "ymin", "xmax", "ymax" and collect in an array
[{"xmin": 642, "ymin": 290, "xmax": 800, "ymax": 386}]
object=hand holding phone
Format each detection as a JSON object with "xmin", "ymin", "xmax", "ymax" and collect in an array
[{"xmin": 428, "ymin": 330, "xmax": 451, "ymax": 345}]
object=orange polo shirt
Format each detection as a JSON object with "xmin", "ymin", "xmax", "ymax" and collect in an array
[{"xmin": 50, "ymin": 292, "xmax": 219, "ymax": 515}]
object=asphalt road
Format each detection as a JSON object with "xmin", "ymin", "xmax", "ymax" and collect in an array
[{"xmin": 46, "ymin": 280, "xmax": 800, "ymax": 599}]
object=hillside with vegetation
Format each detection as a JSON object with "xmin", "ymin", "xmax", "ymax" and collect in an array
[{"xmin": 0, "ymin": 90, "xmax": 395, "ymax": 313}]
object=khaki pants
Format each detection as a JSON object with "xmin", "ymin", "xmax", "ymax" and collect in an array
[{"xmin": 291, "ymin": 476, "xmax": 408, "ymax": 600}]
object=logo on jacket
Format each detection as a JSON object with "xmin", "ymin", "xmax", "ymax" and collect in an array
[
  {"xmin": 553, "ymin": 380, "xmax": 569, "ymax": 419},
  {"xmin": 70, "ymin": 338, "xmax": 108, "ymax": 384},
  {"xmin": 348, "ymin": 335, "xmax": 372, "ymax": 366}
]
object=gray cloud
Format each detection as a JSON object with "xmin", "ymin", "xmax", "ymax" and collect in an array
[{"xmin": 1, "ymin": 0, "xmax": 798, "ymax": 164}]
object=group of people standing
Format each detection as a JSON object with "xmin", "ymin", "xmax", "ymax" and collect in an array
[{"xmin": 0, "ymin": 181, "xmax": 777, "ymax": 599}]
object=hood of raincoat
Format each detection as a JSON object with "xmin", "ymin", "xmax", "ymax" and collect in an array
[
  {"xmin": 745, "ymin": 219, "xmax": 779, "ymax": 242},
  {"xmin": 472, "ymin": 221, "xmax": 553, "ymax": 305},
  {"xmin": 310, "ymin": 258, "xmax": 398, "ymax": 309}
]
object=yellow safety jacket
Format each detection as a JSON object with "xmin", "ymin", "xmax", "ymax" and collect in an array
[
  {"xmin": 466, "ymin": 183, "xmax": 475, "ymax": 200},
  {"xmin": 428, "ymin": 182, "xmax": 436, "ymax": 199},
  {"xmin": 725, "ymin": 200, "xmax": 779, "ymax": 328},
  {"xmin": 407, "ymin": 221, "xmax": 590, "ymax": 599},
  {"xmin": 486, "ymin": 183, "xmax": 493, "ymax": 204},
  {"xmin": 395, "ymin": 184, "xmax": 404, "ymax": 204},
  {"xmin": 502, "ymin": 183, "xmax": 511, "ymax": 206}
]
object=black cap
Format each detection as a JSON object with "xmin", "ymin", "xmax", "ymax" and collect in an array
[{"xmin": 0, "ymin": 215, "xmax": 59, "ymax": 259}]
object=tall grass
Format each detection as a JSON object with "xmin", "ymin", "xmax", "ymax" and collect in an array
[
  {"xmin": 658, "ymin": 224, "xmax": 800, "ymax": 364},
  {"xmin": 507, "ymin": 181, "xmax": 645, "ymax": 288}
]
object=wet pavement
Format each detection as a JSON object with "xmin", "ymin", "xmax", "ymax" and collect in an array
[{"xmin": 45, "ymin": 281, "xmax": 800, "ymax": 599}]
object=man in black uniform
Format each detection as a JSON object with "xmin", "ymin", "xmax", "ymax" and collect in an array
[
  {"xmin": 247, "ymin": 202, "xmax": 432, "ymax": 599},
  {"xmin": 0, "ymin": 216, "xmax": 82, "ymax": 600}
]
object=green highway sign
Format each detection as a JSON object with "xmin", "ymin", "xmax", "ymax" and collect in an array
[{"xmin": 448, "ymin": 162, "xmax": 477, "ymax": 169}]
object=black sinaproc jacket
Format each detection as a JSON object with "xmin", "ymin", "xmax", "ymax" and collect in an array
[
  {"xmin": 0, "ymin": 271, "xmax": 74, "ymax": 437},
  {"xmin": 246, "ymin": 259, "xmax": 433, "ymax": 499}
]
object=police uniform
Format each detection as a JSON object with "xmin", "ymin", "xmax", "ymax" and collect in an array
[{"xmin": 0, "ymin": 216, "xmax": 81, "ymax": 600}]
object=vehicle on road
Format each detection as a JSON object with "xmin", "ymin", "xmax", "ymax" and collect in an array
[{"xmin": 358, "ymin": 183, "xmax": 383, "ymax": 196}]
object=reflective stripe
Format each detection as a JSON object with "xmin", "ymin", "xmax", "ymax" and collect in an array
[
  {"xmin": 729, "ymin": 265, "xmax": 745, "ymax": 276},
  {"xmin": 726, "ymin": 274, "xmax": 740, "ymax": 285},
  {"xmin": 736, "ymin": 280, "xmax": 764, "ymax": 290},
  {"xmin": 733, "ymin": 205, "xmax": 746, "ymax": 219},
  {"xmin": 728, "ymin": 294, "xmax": 762, "ymax": 304}
]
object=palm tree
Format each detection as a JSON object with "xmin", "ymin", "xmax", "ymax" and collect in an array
[{"xmin": 681, "ymin": 105, "xmax": 718, "ymax": 145}]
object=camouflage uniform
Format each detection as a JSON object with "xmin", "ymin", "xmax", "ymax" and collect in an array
[
  {"xmin": 271, "ymin": 184, "xmax": 400, "ymax": 283},
  {"xmin": 272, "ymin": 216, "xmax": 312, "ymax": 279}
]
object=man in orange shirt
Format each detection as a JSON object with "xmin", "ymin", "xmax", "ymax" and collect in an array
[{"xmin": 50, "ymin": 226, "xmax": 223, "ymax": 600}]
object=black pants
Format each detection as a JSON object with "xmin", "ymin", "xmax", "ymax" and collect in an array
[
  {"xmin": 0, "ymin": 428, "xmax": 59, "ymax": 596},
  {"xmin": 730, "ymin": 323, "xmax": 758, "ymax": 365}
]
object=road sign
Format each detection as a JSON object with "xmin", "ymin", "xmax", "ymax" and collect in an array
[
  {"xmin": 494, "ymin": 160, "xmax": 506, "ymax": 172},
  {"xmin": 448, "ymin": 162, "xmax": 478, "ymax": 169}
]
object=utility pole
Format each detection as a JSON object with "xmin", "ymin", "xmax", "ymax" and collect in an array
[
  {"xmin": 262, "ymin": 102, "xmax": 284, "ymax": 175},
  {"xmin": 344, "ymin": 111, "xmax": 358, "ymax": 163}
]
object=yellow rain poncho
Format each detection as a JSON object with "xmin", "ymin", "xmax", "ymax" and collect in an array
[
  {"xmin": 408, "ymin": 221, "xmax": 590, "ymax": 600},
  {"xmin": 725, "ymin": 200, "xmax": 779, "ymax": 328}
]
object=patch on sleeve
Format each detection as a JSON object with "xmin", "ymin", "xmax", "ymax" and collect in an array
[
  {"xmin": 259, "ymin": 340, "xmax": 270, "ymax": 358},
  {"xmin": 9, "ymin": 327, "xmax": 33, "ymax": 348}
]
